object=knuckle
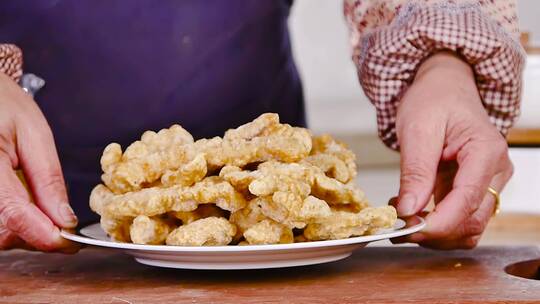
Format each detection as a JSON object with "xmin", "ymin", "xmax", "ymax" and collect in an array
[
  {"xmin": 463, "ymin": 236, "xmax": 481, "ymax": 249},
  {"xmin": 31, "ymin": 168, "xmax": 65, "ymax": 194},
  {"xmin": 508, "ymin": 160, "xmax": 514, "ymax": 176},
  {"xmin": 0, "ymin": 203, "xmax": 28, "ymax": 234},
  {"xmin": 464, "ymin": 216, "xmax": 487, "ymax": 236},
  {"xmin": 0, "ymin": 226, "xmax": 16, "ymax": 250},
  {"xmin": 493, "ymin": 137, "xmax": 509, "ymax": 154},
  {"xmin": 0, "ymin": 203, "xmax": 60, "ymax": 251},
  {"xmin": 486, "ymin": 137, "xmax": 510, "ymax": 162},
  {"xmin": 400, "ymin": 161, "xmax": 434, "ymax": 186},
  {"xmin": 503, "ymin": 159, "xmax": 514, "ymax": 182},
  {"xmin": 460, "ymin": 185, "xmax": 484, "ymax": 215}
]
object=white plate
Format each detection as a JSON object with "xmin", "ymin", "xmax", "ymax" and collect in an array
[{"xmin": 61, "ymin": 217, "xmax": 424, "ymax": 270}]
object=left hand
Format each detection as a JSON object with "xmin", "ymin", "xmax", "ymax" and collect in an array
[{"xmin": 391, "ymin": 51, "xmax": 513, "ymax": 249}]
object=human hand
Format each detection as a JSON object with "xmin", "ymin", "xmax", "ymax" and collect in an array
[
  {"xmin": 392, "ymin": 51, "xmax": 513, "ymax": 249},
  {"xmin": 0, "ymin": 72, "xmax": 79, "ymax": 253}
]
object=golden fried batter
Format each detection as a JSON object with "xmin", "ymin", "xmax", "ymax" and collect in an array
[
  {"xmin": 166, "ymin": 217, "xmax": 236, "ymax": 246},
  {"xmin": 101, "ymin": 124, "xmax": 195, "ymax": 194},
  {"xmin": 172, "ymin": 204, "xmax": 229, "ymax": 225},
  {"xmin": 100, "ymin": 216, "xmax": 132, "ymax": 242},
  {"xmin": 161, "ymin": 153, "xmax": 207, "ymax": 187},
  {"xmin": 200, "ymin": 126, "xmax": 312, "ymax": 169},
  {"xmin": 303, "ymin": 206, "xmax": 397, "ymax": 241},
  {"xmin": 258, "ymin": 193, "xmax": 333, "ymax": 229},
  {"xmin": 244, "ymin": 219, "xmax": 293, "ymax": 245},
  {"xmin": 229, "ymin": 198, "xmax": 269, "ymax": 240},
  {"xmin": 302, "ymin": 154, "xmax": 350, "ymax": 183},
  {"xmin": 311, "ymin": 174, "xmax": 366, "ymax": 206},
  {"xmin": 90, "ymin": 177, "xmax": 246, "ymax": 218},
  {"xmin": 130, "ymin": 215, "xmax": 173, "ymax": 245},
  {"xmin": 311, "ymin": 134, "xmax": 357, "ymax": 181}
]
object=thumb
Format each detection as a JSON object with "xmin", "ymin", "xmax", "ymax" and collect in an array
[{"xmin": 396, "ymin": 119, "xmax": 444, "ymax": 217}]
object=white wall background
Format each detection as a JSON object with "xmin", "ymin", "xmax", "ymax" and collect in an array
[
  {"xmin": 289, "ymin": 0, "xmax": 376, "ymax": 135},
  {"xmin": 518, "ymin": 0, "xmax": 540, "ymax": 45}
]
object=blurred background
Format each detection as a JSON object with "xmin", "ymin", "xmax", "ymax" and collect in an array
[{"xmin": 289, "ymin": 0, "xmax": 540, "ymax": 243}]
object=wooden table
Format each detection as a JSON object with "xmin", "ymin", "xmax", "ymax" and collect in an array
[{"xmin": 1, "ymin": 246, "xmax": 539, "ymax": 303}]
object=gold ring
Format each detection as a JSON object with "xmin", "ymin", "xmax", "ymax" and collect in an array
[{"xmin": 487, "ymin": 187, "xmax": 500, "ymax": 216}]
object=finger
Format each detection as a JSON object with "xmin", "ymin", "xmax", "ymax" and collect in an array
[
  {"xmin": 390, "ymin": 211, "xmax": 428, "ymax": 244},
  {"xmin": 409, "ymin": 169, "xmax": 510, "ymax": 248},
  {"xmin": 433, "ymin": 160, "xmax": 457, "ymax": 204},
  {"xmin": 0, "ymin": 222, "xmax": 24, "ymax": 250},
  {"xmin": 0, "ymin": 224, "xmax": 37, "ymax": 251},
  {"xmin": 418, "ymin": 235, "xmax": 482, "ymax": 250},
  {"xmin": 409, "ymin": 200, "xmax": 492, "ymax": 249},
  {"xmin": 0, "ymin": 156, "xmax": 74, "ymax": 251},
  {"xmin": 16, "ymin": 115, "xmax": 77, "ymax": 228},
  {"xmin": 396, "ymin": 116, "xmax": 445, "ymax": 217},
  {"xmin": 1, "ymin": 213, "xmax": 79, "ymax": 253},
  {"xmin": 449, "ymin": 170, "xmax": 509, "ymax": 238},
  {"xmin": 421, "ymin": 141, "xmax": 502, "ymax": 238}
]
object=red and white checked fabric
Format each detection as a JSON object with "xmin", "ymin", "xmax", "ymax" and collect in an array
[
  {"xmin": 0, "ymin": 44, "xmax": 22, "ymax": 82},
  {"xmin": 344, "ymin": 0, "xmax": 525, "ymax": 149}
]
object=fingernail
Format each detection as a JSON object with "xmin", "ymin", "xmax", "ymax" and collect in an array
[
  {"xmin": 59, "ymin": 204, "xmax": 78, "ymax": 227},
  {"xmin": 397, "ymin": 194, "xmax": 417, "ymax": 216}
]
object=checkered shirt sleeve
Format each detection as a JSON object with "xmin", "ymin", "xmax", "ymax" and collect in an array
[
  {"xmin": 344, "ymin": 0, "xmax": 525, "ymax": 150},
  {"xmin": 0, "ymin": 44, "xmax": 22, "ymax": 81}
]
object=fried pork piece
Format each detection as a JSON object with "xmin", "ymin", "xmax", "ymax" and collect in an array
[
  {"xmin": 298, "ymin": 196, "xmax": 332, "ymax": 221},
  {"xmin": 160, "ymin": 153, "xmax": 207, "ymax": 187},
  {"xmin": 360, "ymin": 205, "xmax": 399, "ymax": 234},
  {"xmin": 301, "ymin": 154, "xmax": 350, "ymax": 183},
  {"xmin": 309, "ymin": 135, "xmax": 357, "ymax": 182},
  {"xmin": 90, "ymin": 185, "xmax": 133, "ymax": 242},
  {"xmin": 89, "ymin": 177, "xmax": 246, "ymax": 218},
  {"xmin": 312, "ymin": 173, "xmax": 367, "ymax": 207},
  {"xmin": 229, "ymin": 198, "xmax": 268, "ymax": 240},
  {"xmin": 100, "ymin": 216, "xmax": 132, "ymax": 242},
  {"xmin": 101, "ymin": 124, "xmax": 195, "ymax": 193},
  {"xmin": 303, "ymin": 206, "xmax": 397, "ymax": 241},
  {"xmin": 172, "ymin": 204, "xmax": 229, "ymax": 225},
  {"xmin": 258, "ymin": 194, "xmax": 332, "ymax": 229},
  {"xmin": 199, "ymin": 115, "xmax": 313, "ymax": 169},
  {"xmin": 243, "ymin": 219, "xmax": 293, "ymax": 245},
  {"xmin": 222, "ymin": 112, "xmax": 279, "ymax": 140},
  {"xmin": 129, "ymin": 215, "xmax": 174, "ymax": 245},
  {"xmin": 166, "ymin": 217, "xmax": 236, "ymax": 246},
  {"xmin": 220, "ymin": 162, "xmax": 314, "ymax": 195}
]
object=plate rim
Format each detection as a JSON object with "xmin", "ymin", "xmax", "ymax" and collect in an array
[{"xmin": 61, "ymin": 216, "xmax": 425, "ymax": 252}]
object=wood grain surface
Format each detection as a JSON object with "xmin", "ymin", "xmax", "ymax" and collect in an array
[
  {"xmin": 1, "ymin": 246, "xmax": 540, "ymax": 304},
  {"xmin": 481, "ymin": 213, "xmax": 540, "ymax": 246}
]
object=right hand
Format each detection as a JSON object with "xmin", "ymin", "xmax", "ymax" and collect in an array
[
  {"xmin": 0, "ymin": 72, "xmax": 79, "ymax": 253},
  {"xmin": 390, "ymin": 52, "xmax": 512, "ymax": 249}
]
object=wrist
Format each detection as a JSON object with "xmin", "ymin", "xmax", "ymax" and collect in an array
[{"xmin": 415, "ymin": 51, "xmax": 475, "ymax": 83}]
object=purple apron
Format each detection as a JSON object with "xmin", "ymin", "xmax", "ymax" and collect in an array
[{"xmin": 0, "ymin": 0, "xmax": 305, "ymax": 223}]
